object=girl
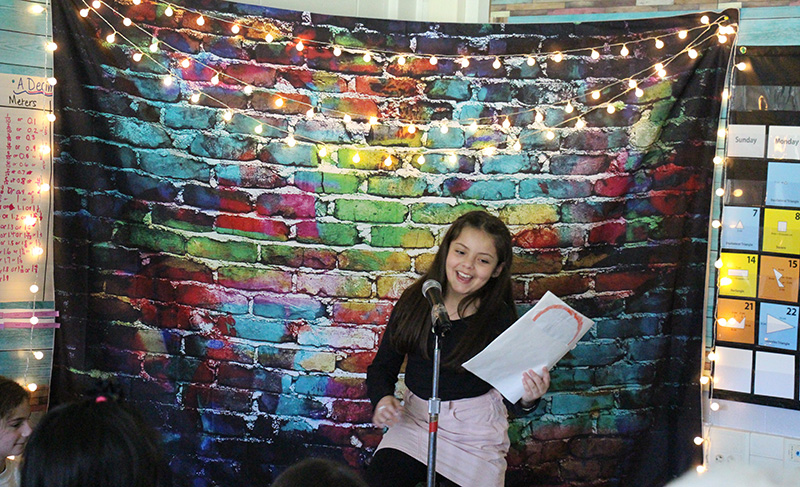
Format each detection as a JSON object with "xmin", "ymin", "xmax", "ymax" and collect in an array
[
  {"xmin": 20, "ymin": 394, "xmax": 171, "ymax": 487},
  {"xmin": 365, "ymin": 211, "xmax": 550, "ymax": 487},
  {"xmin": 0, "ymin": 376, "xmax": 32, "ymax": 487}
]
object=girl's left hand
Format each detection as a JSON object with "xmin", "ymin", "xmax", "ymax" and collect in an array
[{"xmin": 520, "ymin": 367, "xmax": 550, "ymax": 408}]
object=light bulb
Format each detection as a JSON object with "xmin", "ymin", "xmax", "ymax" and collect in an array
[
  {"xmin": 701, "ymin": 15, "xmax": 710, "ymax": 24},
  {"xmin": 47, "ymin": 113, "xmax": 56, "ymax": 122},
  {"xmin": 343, "ymin": 114, "xmax": 351, "ymax": 123},
  {"xmin": 711, "ymin": 220, "xmax": 721, "ymax": 228},
  {"xmin": 713, "ymin": 156, "xmax": 723, "ymax": 164},
  {"xmin": 397, "ymin": 55, "xmax": 406, "ymax": 65},
  {"xmin": 80, "ymin": 8, "xmax": 89, "ymax": 17},
  {"xmin": 162, "ymin": 76, "xmax": 172, "ymax": 87},
  {"xmin": 512, "ymin": 140, "xmax": 521, "ymax": 151},
  {"xmin": 106, "ymin": 32, "xmax": 116, "ymax": 43},
  {"xmin": 546, "ymin": 130, "xmax": 555, "ymax": 140},
  {"xmin": 417, "ymin": 155, "xmax": 425, "ymax": 165},
  {"xmin": 526, "ymin": 56, "xmax": 536, "ymax": 66},
  {"xmin": 679, "ymin": 30, "xmax": 688, "ymax": 39},
  {"xmin": 92, "ymin": 0, "xmax": 101, "ymax": 8},
  {"xmin": 211, "ymin": 74, "xmax": 220, "ymax": 85},
  {"xmin": 39, "ymin": 144, "xmax": 51, "ymax": 155},
  {"xmin": 296, "ymin": 41, "xmax": 304, "ymax": 51},
  {"xmin": 575, "ymin": 119, "xmax": 585, "ymax": 129},
  {"xmin": 369, "ymin": 116, "xmax": 378, "ymax": 125},
  {"xmin": 363, "ymin": 52, "xmax": 372, "ymax": 62},
  {"xmin": 721, "ymin": 89, "xmax": 729, "ymax": 100},
  {"xmin": 352, "ymin": 152, "xmax": 360, "ymax": 163},
  {"xmin": 565, "ymin": 102, "xmax": 574, "ymax": 113},
  {"xmin": 696, "ymin": 465, "xmax": 707, "ymax": 474},
  {"xmin": 40, "ymin": 183, "xmax": 50, "ymax": 192},
  {"xmin": 449, "ymin": 153, "xmax": 457, "ymax": 163},
  {"xmin": 383, "ymin": 156, "xmax": 392, "ymax": 167},
  {"xmin": 628, "ymin": 79, "xmax": 637, "ymax": 89},
  {"xmin": 318, "ymin": 147, "xmax": 327, "ymax": 157},
  {"xmin": 306, "ymin": 108, "xmax": 314, "ymax": 118},
  {"xmin": 736, "ymin": 62, "xmax": 746, "ymax": 71},
  {"xmin": 718, "ymin": 35, "xmax": 728, "ymax": 44},
  {"xmin": 694, "ymin": 436, "xmax": 704, "ymax": 445},
  {"xmin": 700, "ymin": 376, "xmax": 710, "ymax": 385},
  {"xmin": 30, "ymin": 316, "xmax": 39, "ymax": 325},
  {"xmin": 502, "ymin": 118, "xmax": 511, "ymax": 129},
  {"xmin": 333, "ymin": 46, "xmax": 342, "ymax": 56},
  {"xmin": 149, "ymin": 41, "xmax": 159, "ymax": 53},
  {"xmin": 407, "ymin": 124, "xmax": 416, "ymax": 134},
  {"xmin": 24, "ymin": 215, "xmax": 37, "ymax": 226},
  {"xmin": 223, "ymin": 111, "xmax": 232, "ymax": 121},
  {"xmin": 535, "ymin": 111, "xmax": 544, "ymax": 123},
  {"xmin": 714, "ymin": 259, "xmax": 723, "ymax": 268},
  {"xmin": 164, "ymin": 5, "xmax": 174, "ymax": 16},
  {"xmin": 460, "ymin": 57, "xmax": 469, "ymax": 68},
  {"xmin": 553, "ymin": 52, "xmax": 563, "ymax": 62},
  {"xmin": 123, "ymin": 17, "xmax": 132, "ymax": 26},
  {"xmin": 720, "ymin": 277, "xmax": 733, "ymax": 286},
  {"xmin": 688, "ymin": 49, "xmax": 698, "ymax": 59},
  {"xmin": 31, "ymin": 4, "xmax": 45, "ymax": 14},
  {"xmin": 265, "ymin": 33, "xmax": 274, "ymax": 43},
  {"xmin": 133, "ymin": 51, "xmax": 144, "ymax": 62},
  {"xmin": 190, "ymin": 93, "xmax": 200, "ymax": 103},
  {"xmin": 30, "ymin": 284, "xmax": 39, "ymax": 293},
  {"xmin": 244, "ymin": 85, "xmax": 253, "ymax": 95},
  {"xmin": 27, "ymin": 383, "xmax": 38, "ymax": 392},
  {"xmin": 482, "ymin": 146, "xmax": 496, "ymax": 156},
  {"xmin": 133, "ymin": 0, "xmax": 141, "ymax": 4},
  {"xmin": 715, "ymin": 188, "xmax": 725, "ymax": 196},
  {"xmin": 440, "ymin": 123, "xmax": 449, "ymax": 134},
  {"xmin": 717, "ymin": 128, "xmax": 727, "ymax": 138},
  {"xmin": 33, "ymin": 351, "xmax": 44, "ymax": 360},
  {"xmin": 231, "ymin": 24, "xmax": 240, "ymax": 34},
  {"xmin": 655, "ymin": 38, "xmax": 664, "ymax": 49},
  {"xmin": 590, "ymin": 50, "xmax": 599, "ymax": 59},
  {"xmin": 275, "ymin": 97, "xmax": 284, "ymax": 107},
  {"xmin": 469, "ymin": 120, "xmax": 478, "ymax": 131},
  {"xmin": 254, "ymin": 125, "xmax": 263, "ymax": 134},
  {"xmin": 635, "ymin": 88, "xmax": 643, "ymax": 97},
  {"xmin": 196, "ymin": 16, "xmax": 205, "ymax": 26},
  {"xmin": 46, "ymin": 42, "xmax": 58, "ymax": 52},
  {"xmin": 493, "ymin": 57, "xmax": 501, "ymax": 69},
  {"xmin": 286, "ymin": 136, "xmax": 296, "ymax": 147},
  {"xmin": 181, "ymin": 58, "xmax": 191, "ymax": 68},
  {"xmin": 429, "ymin": 56, "xmax": 438, "ymax": 65},
  {"xmin": 591, "ymin": 90, "xmax": 600, "ymax": 100},
  {"xmin": 707, "ymin": 351, "xmax": 717, "ymax": 361},
  {"xmin": 620, "ymin": 45, "xmax": 629, "ymax": 56},
  {"xmin": 709, "ymin": 402, "xmax": 719, "ymax": 411}
]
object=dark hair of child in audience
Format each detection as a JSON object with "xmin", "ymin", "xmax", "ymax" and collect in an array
[{"xmin": 20, "ymin": 394, "xmax": 171, "ymax": 487}]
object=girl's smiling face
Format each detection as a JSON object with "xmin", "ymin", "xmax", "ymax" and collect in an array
[
  {"xmin": 0, "ymin": 400, "xmax": 32, "ymax": 459},
  {"xmin": 444, "ymin": 225, "xmax": 503, "ymax": 312}
]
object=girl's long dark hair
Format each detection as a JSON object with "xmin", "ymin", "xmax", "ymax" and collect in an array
[{"xmin": 389, "ymin": 210, "xmax": 516, "ymax": 369}]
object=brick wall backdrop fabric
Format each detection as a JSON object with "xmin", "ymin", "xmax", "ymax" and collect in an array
[{"xmin": 51, "ymin": 1, "xmax": 736, "ymax": 485}]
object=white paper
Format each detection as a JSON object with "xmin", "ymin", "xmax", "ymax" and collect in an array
[{"xmin": 462, "ymin": 291, "xmax": 594, "ymax": 403}]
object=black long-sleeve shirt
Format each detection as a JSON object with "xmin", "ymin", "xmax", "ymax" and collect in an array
[{"xmin": 366, "ymin": 305, "xmax": 516, "ymax": 407}]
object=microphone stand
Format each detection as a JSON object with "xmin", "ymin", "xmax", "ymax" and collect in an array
[{"xmin": 427, "ymin": 307, "xmax": 450, "ymax": 487}]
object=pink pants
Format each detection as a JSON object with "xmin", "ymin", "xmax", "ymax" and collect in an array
[{"xmin": 376, "ymin": 388, "xmax": 510, "ymax": 487}]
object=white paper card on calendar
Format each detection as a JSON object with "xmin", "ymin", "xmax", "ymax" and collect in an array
[{"xmin": 462, "ymin": 291, "xmax": 594, "ymax": 403}]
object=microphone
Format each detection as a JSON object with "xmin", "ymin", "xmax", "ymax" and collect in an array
[{"xmin": 422, "ymin": 279, "xmax": 452, "ymax": 336}]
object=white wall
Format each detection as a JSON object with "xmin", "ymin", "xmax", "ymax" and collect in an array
[{"xmin": 236, "ymin": 0, "xmax": 490, "ymax": 23}]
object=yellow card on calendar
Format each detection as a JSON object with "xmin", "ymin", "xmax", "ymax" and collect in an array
[
  {"xmin": 719, "ymin": 252, "xmax": 759, "ymax": 298},
  {"xmin": 762, "ymin": 208, "xmax": 800, "ymax": 255}
]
